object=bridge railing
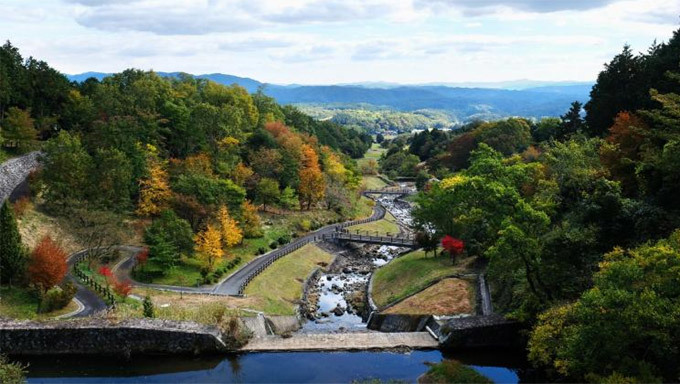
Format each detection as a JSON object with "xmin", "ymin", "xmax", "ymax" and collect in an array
[{"xmin": 71, "ymin": 252, "xmax": 117, "ymax": 307}]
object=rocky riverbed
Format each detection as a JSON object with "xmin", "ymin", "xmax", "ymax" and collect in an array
[{"xmin": 300, "ymin": 192, "xmax": 415, "ymax": 333}]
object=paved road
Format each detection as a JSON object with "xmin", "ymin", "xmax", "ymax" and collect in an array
[
  {"xmin": 65, "ymin": 250, "xmax": 109, "ymax": 317},
  {"xmin": 213, "ymin": 202, "xmax": 386, "ymax": 295}
]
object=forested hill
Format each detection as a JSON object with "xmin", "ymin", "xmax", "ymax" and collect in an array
[{"xmin": 67, "ymin": 71, "xmax": 592, "ymax": 121}]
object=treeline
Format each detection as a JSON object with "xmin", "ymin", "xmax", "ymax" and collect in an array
[
  {"xmin": 298, "ymin": 104, "xmax": 457, "ymax": 134},
  {"xmin": 411, "ymin": 29, "xmax": 680, "ymax": 382},
  {"xmin": 0, "ymin": 41, "xmax": 370, "ymax": 279}
]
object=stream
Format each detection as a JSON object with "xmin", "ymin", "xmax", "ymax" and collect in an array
[{"xmin": 300, "ymin": 190, "xmax": 414, "ymax": 333}]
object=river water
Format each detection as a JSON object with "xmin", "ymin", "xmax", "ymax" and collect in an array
[
  {"xmin": 22, "ymin": 350, "xmax": 525, "ymax": 383},
  {"xmin": 20, "ymin": 187, "xmax": 526, "ymax": 383}
]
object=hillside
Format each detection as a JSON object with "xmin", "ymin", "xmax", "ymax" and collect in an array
[{"xmin": 67, "ymin": 72, "xmax": 592, "ymax": 126}]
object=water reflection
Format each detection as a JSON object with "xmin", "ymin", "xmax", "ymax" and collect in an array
[{"xmin": 22, "ymin": 350, "xmax": 523, "ymax": 383}]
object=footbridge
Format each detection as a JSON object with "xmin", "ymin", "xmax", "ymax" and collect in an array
[
  {"xmin": 363, "ymin": 188, "xmax": 415, "ymax": 196},
  {"xmin": 324, "ymin": 229, "xmax": 417, "ymax": 248}
]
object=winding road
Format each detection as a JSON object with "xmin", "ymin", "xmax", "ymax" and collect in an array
[{"xmin": 67, "ymin": 190, "xmax": 413, "ymax": 315}]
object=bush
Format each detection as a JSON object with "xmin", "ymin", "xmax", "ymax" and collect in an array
[
  {"xmin": 38, "ymin": 282, "xmax": 76, "ymax": 313},
  {"xmin": 132, "ymin": 269, "xmax": 164, "ymax": 282},
  {"xmin": 421, "ymin": 360, "xmax": 492, "ymax": 383},
  {"xmin": 0, "ymin": 355, "xmax": 26, "ymax": 384},
  {"xmin": 12, "ymin": 197, "xmax": 32, "ymax": 218},
  {"xmin": 269, "ymin": 241, "xmax": 278, "ymax": 250},
  {"xmin": 277, "ymin": 234, "xmax": 291, "ymax": 245},
  {"xmin": 297, "ymin": 219, "xmax": 312, "ymax": 232},
  {"xmin": 143, "ymin": 295, "xmax": 155, "ymax": 318},
  {"xmin": 257, "ymin": 247, "xmax": 267, "ymax": 255}
]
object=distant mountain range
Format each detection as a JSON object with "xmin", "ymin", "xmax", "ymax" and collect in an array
[{"xmin": 66, "ymin": 72, "xmax": 593, "ymax": 121}]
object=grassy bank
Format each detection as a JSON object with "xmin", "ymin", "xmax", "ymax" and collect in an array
[
  {"xmin": 371, "ymin": 249, "xmax": 475, "ymax": 308},
  {"xmin": 0, "ymin": 286, "xmax": 79, "ymax": 320},
  {"xmin": 347, "ymin": 210, "xmax": 401, "ymax": 234},
  {"xmin": 383, "ymin": 278, "xmax": 474, "ymax": 315},
  {"xmin": 362, "ymin": 175, "xmax": 388, "ymax": 190},
  {"xmin": 244, "ymin": 243, "xmax": 334, "ymax": 315}
]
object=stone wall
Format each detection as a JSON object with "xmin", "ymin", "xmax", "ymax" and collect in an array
[
  {"xmin": 366, "ymin": 313, "xmax": 431, "ymax": 332},
  {"xmin": 0, "ymin": 318, "xmax": 236, "ymax": 356},
  {"xmin": 0, "ymin": 151, "xmax": 41, "ymax": 203},
  {"xmin": 439, "ymin": 314, "xmax": 524, "ymax": 349}
]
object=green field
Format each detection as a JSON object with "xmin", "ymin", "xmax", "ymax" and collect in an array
[
  {"xmin": 245, "ymin": 244, "xmax": 334, "ymax": 315},
  {"xmin": 362, "ymin": 175, "xmax": 388, "ymax": 190},
  {"xmin": 357, "ymin": 143, "xmax": 386, "ymax": 170},
  {"xmin": 371, "ymin": 249, "xmax": 474, "ymax": 308}
]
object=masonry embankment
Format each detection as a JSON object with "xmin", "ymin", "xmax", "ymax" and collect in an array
[{"xmin": 0, "ymin": 318, "xmax": 239, "ymax": 356}]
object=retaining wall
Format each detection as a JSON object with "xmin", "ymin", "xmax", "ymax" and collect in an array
[
  {"xmin": 439, "ymin": 314, "xmax": 524, "ymax": 349},
  {"xmin": 0, "ymin": 318, "xmax": 236, "ymax": 356}
]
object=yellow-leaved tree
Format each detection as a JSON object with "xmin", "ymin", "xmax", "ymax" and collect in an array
[
  {"xmin": 218, "ymin": 205, "xmax": 243, "ymax": 247},
  {"xmin": 136, "ymin": 144, "xmax": 171, "ymax": 217},
  {"xmin": 241, "ymin": 200, "xmax": 263, "ymax": 238},
  {"xmin": 194, "ymin": 224, "xmax": 223, "ymax": 272}
]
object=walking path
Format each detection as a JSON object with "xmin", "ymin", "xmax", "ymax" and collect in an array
[
  {"xmin": 241, "ymin": 332, "xmax": 438, "ymax": 351},
  {"xmin": 64, "ymin": 250, "xmax": 109, "ymax": 318}
]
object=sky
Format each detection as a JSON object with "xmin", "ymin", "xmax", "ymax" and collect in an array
[{"xmin": 1, "ymin": 0, "xmax": 679, "ymax": 85}]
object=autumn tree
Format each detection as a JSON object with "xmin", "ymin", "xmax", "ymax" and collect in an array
[
  {"xmin": 231, "ymin": 162, "xmax": 254, "ymax": 187},
  {"xmin": 241, "ymin": 200, "xmax": 263, "ymax": 238},
  {"xmin": 136, "ymin": 145, "xmax": 171, "ymax": 217},
  {"xmin": 0, "ymin": 201, "xmax": 27, "ymax": 286},
  {"xmin": 27, "ymin": 235, "xmax": 67, "ymax": 291},
  {"xmin": 218, "ymin": 205, "xmax": 242, "ymax": 248},
  {"xmin": 194, "ymin": 224, "xmax": 224, "ymax": 272},
  {"xmin": 298, "ymin": 144, "xmax": 325, "ymax": 209}
]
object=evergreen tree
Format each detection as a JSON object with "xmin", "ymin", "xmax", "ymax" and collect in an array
[
  {"xmin": 0, "ymin": 201, "xmax": 27, "ymax": 286},
  {"xmin": 557, "ymin": 101, "xmax": 586, "ymax": 140}
]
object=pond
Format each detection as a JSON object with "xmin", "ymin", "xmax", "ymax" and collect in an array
[{"xmin": 21, "ymin": 349, "xmax": 525, "ymax": 383}]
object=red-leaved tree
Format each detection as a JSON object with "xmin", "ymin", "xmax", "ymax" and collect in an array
[
  {"xmin": 112, "ymin": 278, "xmax": 132, "ymax": 297},
  {"xmin": 28, "ymin": 235, "xmax": 68, "ymax": 291},
  {"xmin": 98, "ymin": 266, "xmax": 113, "ymax": 286},
  {"xmin": 441, "ymin": 235, "xmax": 465, "ymax": 264},
  {"xmin": 136, "ymin": 247, "xmax": 149, "ymax": 270}
]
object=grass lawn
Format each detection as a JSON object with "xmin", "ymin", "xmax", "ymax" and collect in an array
[
  {"xmin": 357, "ymin": 143, "xmax": 386, "ymax": 170},
  {"xmin": 244, "ymin": 243, "xmax": 334, "ymax": 315},
  {"xmin": 362, "ymin": 175, "xmax": 388, "ymax": 190},
  {"xmin": 383, "ymin": 278, "xmax": 475, "ymax": 315},
  {"xmin": 347, "ymin": 210, "xmax": 401, "ymax": 235},
  {"xmin": 371, "ymin": 249, "xmax": 476, "ymax": 308},
  {"xmin": 0, "ymin": 286, "xmax": 79, "ymax": 320}
]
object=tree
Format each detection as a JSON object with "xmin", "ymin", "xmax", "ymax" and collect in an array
[
  {"xmin": 415, "ymin": 231, "xmax": 438, "ymax": 257},
  {"xmin": 279, "ymin": 186, "xmax": 299, "ymax": 210},
  {"xmin": 143, "ymin": 295, "xmax": 155, "ymax": 318},
  {"xmin": 144, "ymin": 209, "xmax": 194, "ymax": 270},
  {"xmin": 194, "ymin": 224, "xmax": 224, "ymax": 272},
  {"xmin": 41, "ymin": 130, "xmax": 92, "ymax": 211},
  {"xmin": 1, "ymin": 107, "xmax": 37, "ymax": 152},
  {"xmin": 0, "ymin": 201, "xmax": 27, "ymax": 286},
  {"xmin": 529, "ymin": 230, "xmax": 680, "ymax": 382},
  {"xmin": 557, "ymin": 101, "xmax": 585, "ymax": 140},
  {"xmin": 27, "ymin": 235, "xmax": 67, "ymax": 291},
  {"xmin": 256, "ymin": 178, "xmax": 280, "ymax": 210},
  {"xmin": 136, "ymin": 145, "xmax": 171, "ymax": 217},
  {"xmin": 585, "ymin": 45, "xmax": 645, "ymax": 137},
  {"xmin": 298, "ymin": 166, "xmax": 325, "ymax": 209},
  {"xmin": 218, "ymin": 205, "xmax": 242, "ymax": 248},
  {"xmin": 241, "ymin": 200, "xmax": 263, "ymax": 238},
  {"xmin": 441, "ymin": 235, "xmax": 464, "ymax": 263},
  {"xmin": 90, "ymin": 147, "xmax": 133, "ymax": 211},
  {"xmin": 376, "ymin": 133, "xmax": 385, "ymax": 143}
]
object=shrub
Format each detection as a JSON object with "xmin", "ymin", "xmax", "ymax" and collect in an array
[
  {"xmin": 257, "ymin": 247, "xmax": 267, "ymax": 255},
  {"xmin": 420, "ymin": 360, "xmax": 492, "ymax": 383},
  {"xmin": 0, "ymin": 355, "xmax": 26, "ymax": 384},
  {"xmin": 38, "ymin": 282, "xmax": 76, "ymax": 313},
  {"xmin": 12, "ymin": 197, "xmax": 32, "ymax": 218},
  {"xmin": 297, "ymin": 219, "xmax": 312, "ymax": 232},
  {"xmin": 143, "ymin": 295, "xmax": 155, "ymax": 318},
  {"xmin": 277, "ymin": 234, "xmax": 291, "ymax": 245},
  {"xmin": 269, "ymin": 241, "xmax": 278, "ymax": 250},
  {"xmin": 112, "ymin": 278, "xmax": 132, "ymax": 297}
]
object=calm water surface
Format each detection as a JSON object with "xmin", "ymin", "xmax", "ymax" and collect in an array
[{"xmin": 22, "ymin": 350, "xmax": 523, "ymax": 383}]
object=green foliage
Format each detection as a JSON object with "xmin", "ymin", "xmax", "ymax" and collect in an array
[
  {"xmin": 0, "ymin": 355, "xmax": 27, "ymax": 384},
  {"xmin": 475, "ymin": 118, "xmax": 532, "ymax": 155},
  {"xmin": 256, "ymin": 177, "xmax": 280, "ymax": 208},
  {"xmin": 144, "ymin": 210, "xmax": 194, "ymax": 270},
  {"xmin": 1, "ymin": 107, "xmax": 37, "ymax": 153},
  {"xmin": 529, "ymin": 230, "xmax": 680, "ymax": 382},
  {"xmin": 38, "ymin": 282, "xmax": 76, "ymax": 313},
  {"xmin": 0, "ymin": 201, "xmax": 27, "ymax": 286},
  {"xmin": 143, "ymin": 295, "xmax": 154, "ymax": 318},
  {"xmin": 379, "ymin": 150, "xmax": 420, "ymax": 178},
  {"xmin": 421, "ymin": 360, "xmax": 493, "ymax": 384},
  {"xmin": 41, "ymin": 130, "xmax": 92, "ymax": 211},
  {"xmin": 278, "ymin": 186, "xmax": 299, "ymax": 209},
  {"xmin": 172, "ymin": 173, "xmax": 246, "ymax": 212}
]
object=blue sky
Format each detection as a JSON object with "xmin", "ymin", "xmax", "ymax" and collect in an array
[{"xmin": 1, "ymin": 0, "xmax": 678, "ymax": 84}]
